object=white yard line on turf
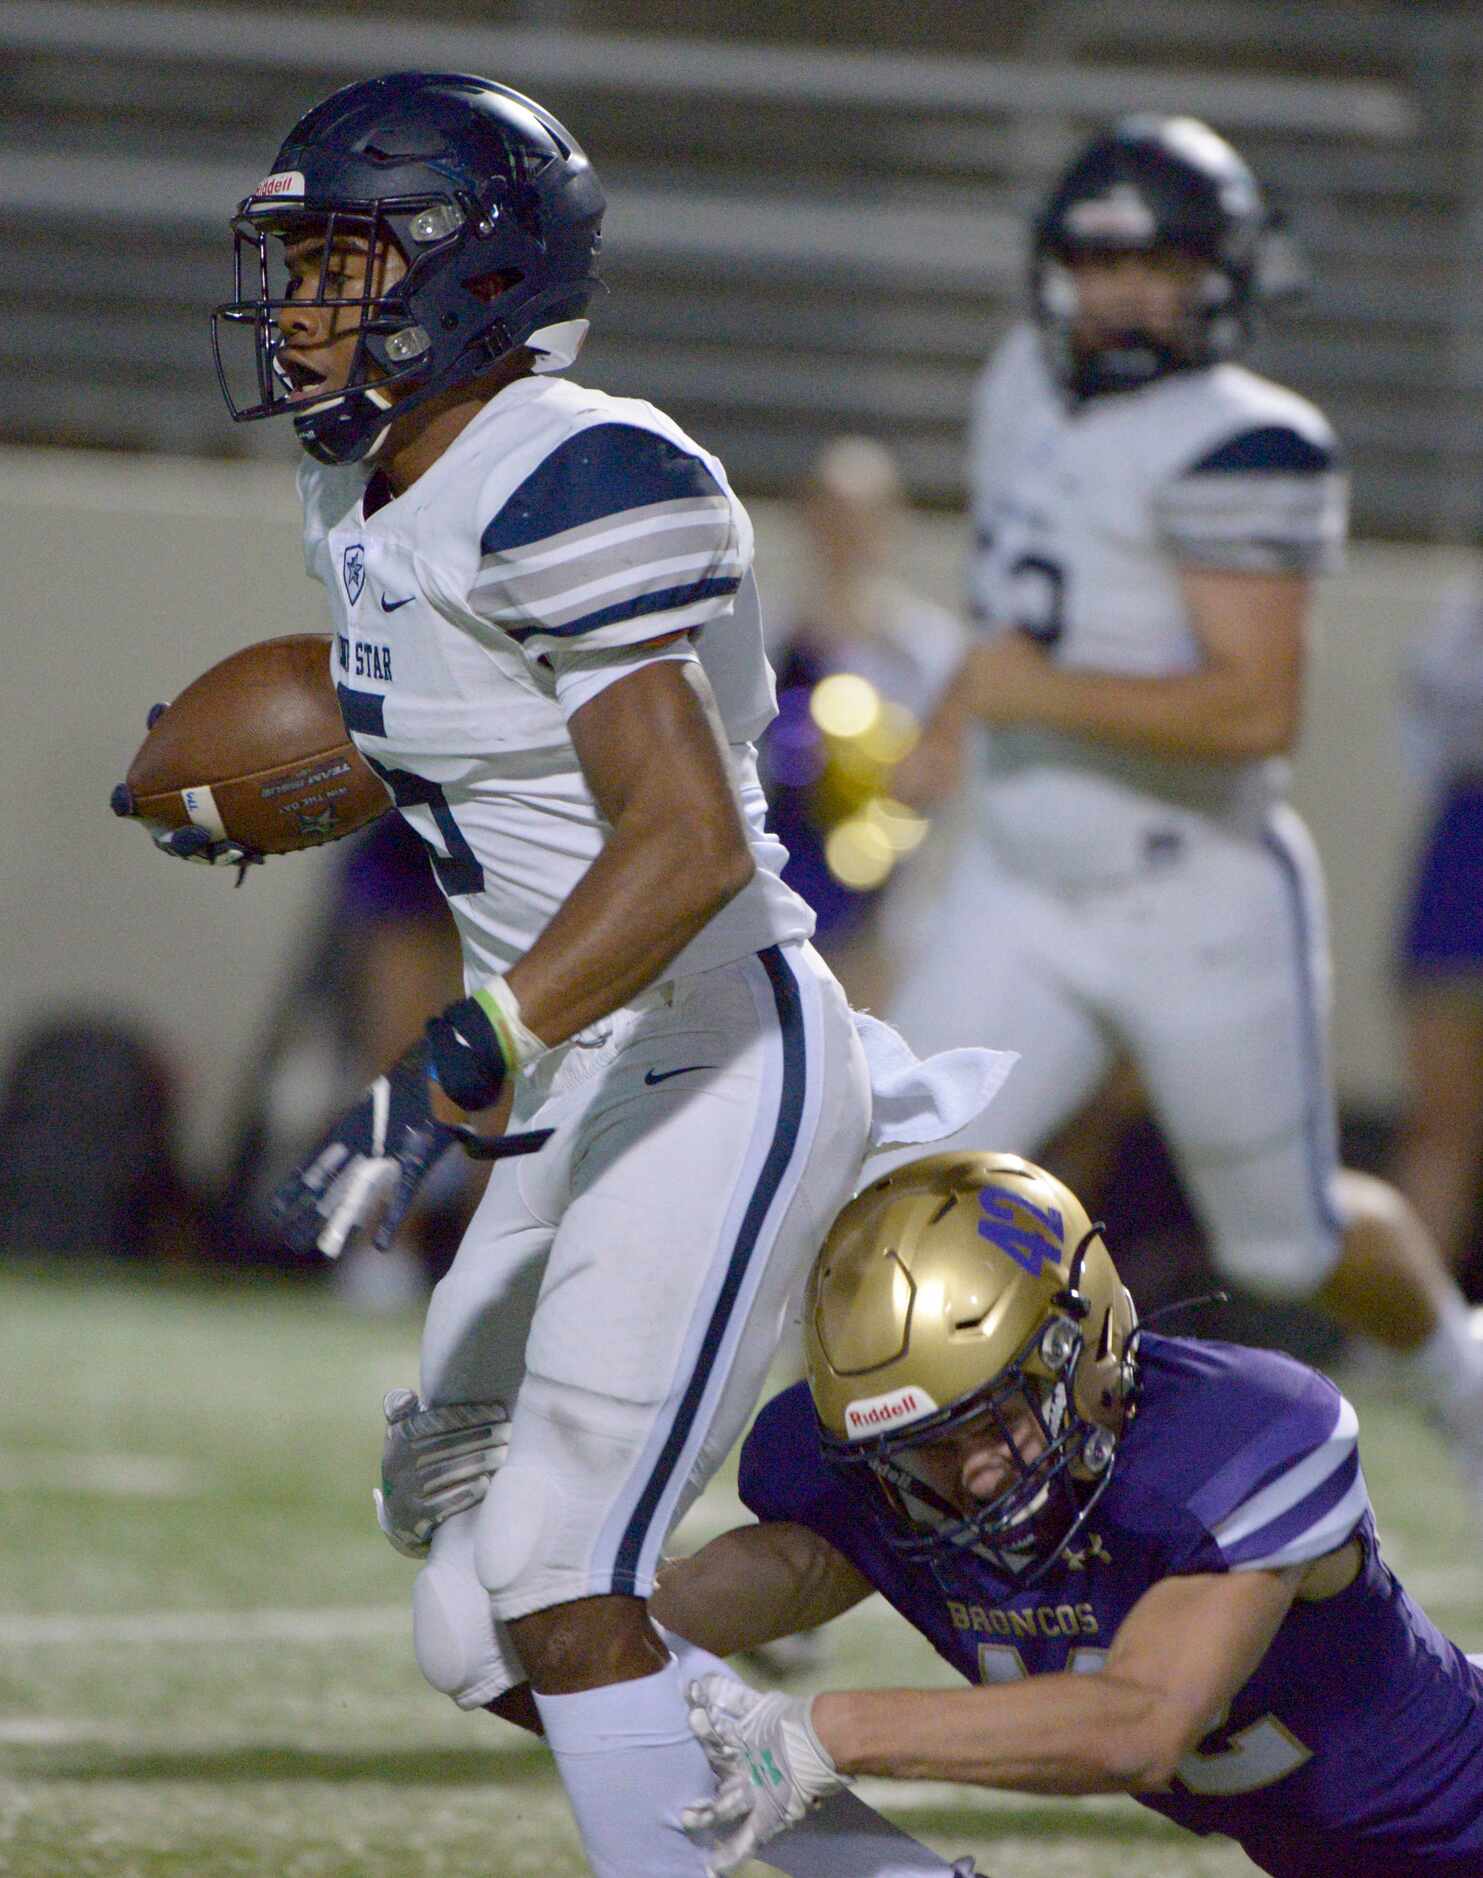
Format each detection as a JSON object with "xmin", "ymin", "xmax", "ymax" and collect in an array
[
  {"xmin": 0, "ymin": 1606, "xmax": 408, "ymax": 1646},
  {"xmin": 0, "ymin": 1452, "xmax": 204, "ymax": 1496},
  {"xmin": 0, "ymin": 1718, "xmax": 103, "ymax": 1743},
  {"xmin": 4, "ymin": 1568, "xmax": 1476, "ymax": 1652}
]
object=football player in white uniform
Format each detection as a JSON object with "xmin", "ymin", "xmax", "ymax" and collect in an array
[
  {"xmin": 188, "ymin": 71, "xmax": 1008, "ymax": 1878},
  {"xmin": 887, "ymin": 115, "xmax": 1483, "ymax": 1505}
]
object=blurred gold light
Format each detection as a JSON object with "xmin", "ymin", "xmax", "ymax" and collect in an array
[
  {"xmin": 869, "ymin": 796, "xmax": 931, "ymax": 855},
  {"xmin": 857, "ymin": 700, "xmax": 920, "ymax": 767},
  {"xmin": 826, "ymin": 814, "xmax": 896, "ymax": 890},
  {"xmin": 811, "ymin": 673, "xmax": 881, "ymax": 740}
]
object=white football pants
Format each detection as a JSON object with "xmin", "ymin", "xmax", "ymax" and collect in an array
[
  {"xmin": 885, "ymin": 804, "xmax": 1344, "ymax": 1299},
  {"xmin": 411, "ymin": 941, "xmax": 871, "ymax": 1707}
]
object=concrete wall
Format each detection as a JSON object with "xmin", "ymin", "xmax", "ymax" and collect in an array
[{"xmin": 0, "ymin": 447, "xmax": 1468, "ymax": 1174}]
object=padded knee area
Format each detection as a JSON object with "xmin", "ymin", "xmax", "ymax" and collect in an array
[
  {"xmin": 1183, "ymin": 1140, "xmax": 1344, "ymax": 1302},
  {"xmin": 1208, "ymin": 1223, "xmax": 1342, "ymax": 1300},
  {"xmin": 411, "ymin": 1511, "xmax": 526, "ymax": 1707},
  {"xmin": 412, "ymin": 1554, "xmax": 506, "ymax": 1702},
  {"xmin": 474, "ymin": 1462, "xmax": 555, "ymax": 1596}
]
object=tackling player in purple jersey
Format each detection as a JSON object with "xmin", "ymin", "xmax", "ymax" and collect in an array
[
  {"xmin": 673, "ymin": 1153, "xmax": 1483, "ymax": 1878},
  {"xmin": 381, "ymin": 1150, "xmax": 1483, "ymax": 1876}
]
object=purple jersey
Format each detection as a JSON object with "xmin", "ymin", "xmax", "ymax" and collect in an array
[{"xmin": 739, "ymin": 1335, "xmax": 1483, "ymax": 1877}]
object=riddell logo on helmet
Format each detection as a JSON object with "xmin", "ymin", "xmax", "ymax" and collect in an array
[
  {"xmin": 253, "ymin": 171, "xmax": 305, "ymax": 200},
  {"xmin": 844, "ymin": 1385, "xmax": 939, "ymax": 1438}
]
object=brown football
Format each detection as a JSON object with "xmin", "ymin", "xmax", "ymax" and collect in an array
[{"xmin": 112, "ymin": 633, "xmax": 390, "ymax": 855}]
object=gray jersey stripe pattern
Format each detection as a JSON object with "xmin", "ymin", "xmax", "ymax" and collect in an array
[
  {"xmin": 1156, "ymin": 471, "xmax": 1347, "ymax": 575},
  {"xmin": 473, "ymin": 494, "xmax": 732, "ymax": 578},
  {"xmin": 472, "ymin": 501, "xmax": 740, "ymax": 626}
]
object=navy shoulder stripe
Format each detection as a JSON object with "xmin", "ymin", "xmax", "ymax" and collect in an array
[
  {"xmin": 482, "ymin": 424, "xmax": 724, "ymax": 555},
  {"xmin": 1186, "ymin": 425, "xmax": 1336, "ymax": 477}
]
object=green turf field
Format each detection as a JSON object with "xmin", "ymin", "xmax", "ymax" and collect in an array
[{"xmin": 2, "ymin": 1260, "xmax": 1480, "ymax": 1878}]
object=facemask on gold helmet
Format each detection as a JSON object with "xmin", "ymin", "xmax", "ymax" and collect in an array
[{"xmin": 804, "ymin": 1152, "xmax": 1138, "ymax": 1584}]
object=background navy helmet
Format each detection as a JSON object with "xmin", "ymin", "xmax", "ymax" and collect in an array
[
  {"xmin": 1031, "ymin": 114, "xmax": 1289, "ymax": 401},
  {"xmin": 212, "ymin": 72, "xmax": 605, "ymax": 465}
]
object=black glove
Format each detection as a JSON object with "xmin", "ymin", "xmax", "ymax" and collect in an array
[
  {"xmin": 150, "ymin": 821, "xmax": 264, "ymax": 883},
  {"xmin": 114, "ymin": 705, "xmax": 264, "ymax": 884},
  {"xmin": 270, "ymin": 1041, "xmax": 549, "ymax": 1258}
]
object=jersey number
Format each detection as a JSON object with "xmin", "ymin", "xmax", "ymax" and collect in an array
[
  {"xmin": 1007, "ymin": 552, "xmax": 1066, "ymax": 649},
  {"xmin": 975, "ymin": 1644, "xmax": 1312, "ymax": 1797},
  {"xmin": 364, "ymin": 757, "xmax": 485, "ymax": 898}
]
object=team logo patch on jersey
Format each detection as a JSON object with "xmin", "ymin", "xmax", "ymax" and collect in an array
[
  {"xmin": 978, "ymin": 1188, "xmax": 1063, "ymax": 1277},
  {"xmin": 843, "ymin": 1385, "xmax": 939, "ymax": 1440},
  {"xmin": 342, "ymin": 544, "xmax": 365, "ymax": 607}
]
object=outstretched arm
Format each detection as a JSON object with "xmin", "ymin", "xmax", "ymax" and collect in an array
[
  {"xmin": 653, "ymin": 1519, "xmax": 875, "ymax": 1657},
  {"xmin": 486, "ymin": 1519, "xmax": 872, "ymax": 1738},
  {"xmin": 812, "ymin": 1562, "xmax": 1305, "ymax": 1794},
  {"xmin": 681, "ymin": 1556, "xmax": 1329, "ymax": 1872}
]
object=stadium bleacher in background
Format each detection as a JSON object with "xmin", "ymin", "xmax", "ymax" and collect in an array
[{"xmin": 2, "ymin": 0, "xmax": 1481, "ymax": 540}]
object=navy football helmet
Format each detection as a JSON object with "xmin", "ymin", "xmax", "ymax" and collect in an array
[
  {"xmin": 212, "ymin": 72, "xmax": 605, "ymax": 465},
  {"xmin": 1032, "ymin": 114, "xmax": 1290, "ymax": 401}
]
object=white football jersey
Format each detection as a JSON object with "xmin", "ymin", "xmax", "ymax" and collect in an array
[
  {"xmin": 299, "ymin": 375, "xmax": 813, "ymax": 985},
  {"xmin": 965, "ymin": 322, "xmax": 1348, "ymax": 885},
  {"xmin": 1400, "ymin": 579, "xmax": 1483, "ymax": 789}
]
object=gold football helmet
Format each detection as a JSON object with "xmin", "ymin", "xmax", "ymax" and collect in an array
[{"xmin": 804, "ymin": 1151, "xmax": 1138, "ymax": 1582}]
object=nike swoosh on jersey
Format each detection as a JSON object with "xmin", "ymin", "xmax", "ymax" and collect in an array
[
  {"xmin": 643, "ymin": 1064, "xmax": 713, "ymax": 1085},
  {"xmin": 379, "ymin": 593, "xmax": 416, "ymax": 612}
]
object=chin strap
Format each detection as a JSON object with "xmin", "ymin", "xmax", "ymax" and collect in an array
[
  {"xmin": 294, "ymin": 313, "xmax": 588, "ymax": 465},
  {"xmin": 295, "ymin": 385, "xmax": 396, "ymax": 466}
]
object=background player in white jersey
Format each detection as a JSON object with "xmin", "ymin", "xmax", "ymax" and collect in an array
[
  {"xmin": 886, "ymin": 115, "xmax": 1483, "ymax": 1508},
  {"xmin": 178, "ymin": 71, "xmax": 1007, "ymax": 1878}
]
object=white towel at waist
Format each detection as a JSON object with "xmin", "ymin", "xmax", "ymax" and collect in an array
[{"xmin": 852, "ymin": 1008, "xmax": 1017, "ymax": 1151}]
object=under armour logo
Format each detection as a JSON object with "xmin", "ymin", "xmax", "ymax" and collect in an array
[{"xmin": 1063, "ymin": 1532, "xmax": 1112, "ymax": 1570}]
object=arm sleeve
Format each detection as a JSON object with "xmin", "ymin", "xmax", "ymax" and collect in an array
[
  {"xmin": 1153, "ymin": 422, "xmax": 1348, "ymax": 576},
  {"xmin": 1184, "ymin": 1387, "xmax": 1370, "ymax": 1573},
  {"xmin": 548, "ymin": 635, "xmax": 701, "ymax": 721},
  {"xmin": 471, "ymin": 422, "xmax": 746, "ymax": 665}
]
